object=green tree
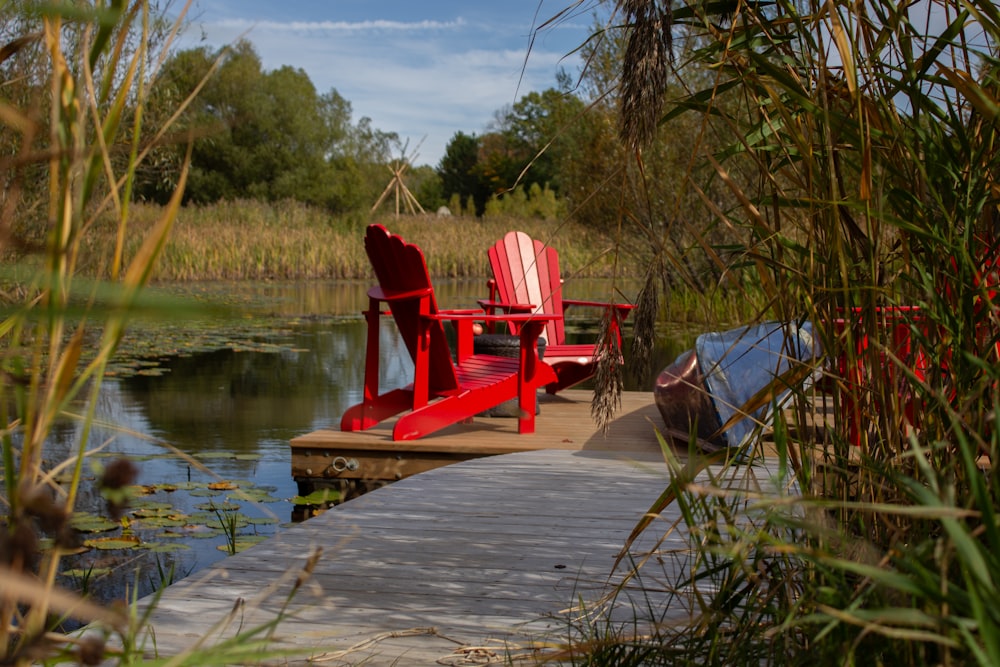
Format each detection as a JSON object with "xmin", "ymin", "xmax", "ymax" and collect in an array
[
  {"xmin": 493, "ymin": 87, "xmax": 588, "ymax": 194},
  {"xmin": 140, "ymin": 39, "xmax": 396, "ymax": 213},
  {"xmin": 408, "ymin": 164, "xmax": 444, "ymax": 212},
  {"xmin": 438, "ymin": 131, "xmax": 490, "ymax": 215}
]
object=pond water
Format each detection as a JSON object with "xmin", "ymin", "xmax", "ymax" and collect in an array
[{"xmin": 43, "ymin": 279, "xmax": 692, "ymax": 611}]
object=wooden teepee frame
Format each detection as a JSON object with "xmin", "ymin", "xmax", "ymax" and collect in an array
[{"xmin": 371, "ymin": 138, "xmax": 426, "ymax": 217}]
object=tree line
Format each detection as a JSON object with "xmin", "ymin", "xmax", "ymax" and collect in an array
[
  {"xmin": 138, "ymin": 37, "xmax": 602, "ymax": 220},
  {"xmin": 139, "ymin": 30, "xmax": 734, "ymax": 271},
  {"xmin": 1, "ymin": 4, "xmax": 733, "ymax": 285}
]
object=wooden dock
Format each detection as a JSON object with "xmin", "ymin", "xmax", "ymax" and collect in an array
[
  {"xmin": 123, "ymin": 392, "xmax": 790, "ymax": 665},
  {"xmin": 289, "ymin": 389, "xmax": 665, "ymax": 489}
]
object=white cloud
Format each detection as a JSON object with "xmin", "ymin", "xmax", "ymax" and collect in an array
[
  {"xmin": 178, "ymin": 5, "xmax": 589, "ymax": 166},
  {"xmin": 213, "ymin": 17, "xmax": 467, "ymax": 33}
]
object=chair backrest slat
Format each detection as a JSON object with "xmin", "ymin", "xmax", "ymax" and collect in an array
[
  {"xmin": 365, "ymin": 225, "xmax": 459, "ymax": 391},
  {"xmin": 489, "ymin": 231, "xmax": 566, "ymax": 345}
]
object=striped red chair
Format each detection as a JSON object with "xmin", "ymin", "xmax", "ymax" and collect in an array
[{"xmin": 479, "ymin": 230, "xmax": 633, "ymax": 393}]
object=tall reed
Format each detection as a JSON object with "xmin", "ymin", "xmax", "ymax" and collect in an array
[
  {"xmin": 575, "ymin": 0, "xmax": 1000, "ymax": 664},
  {"xmin": 0, "ymin": 3, "xmax": 303, "ymax": 664},
  {"xmin": 71, "ymin": 202, "xmax": 636, "ymax": 281}
]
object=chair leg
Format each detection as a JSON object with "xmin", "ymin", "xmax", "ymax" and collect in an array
[
  {"xmin": 393, "ymin": 379, "xmax": 520, "ymax": 441},
  {"xmin": 341, "ymin": 389, "xmax": 414, "ymax": 432}
]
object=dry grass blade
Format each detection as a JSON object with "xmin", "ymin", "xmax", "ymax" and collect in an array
[
  {"xmin": 590, "ymin": 308, "xmax": 624, "ymax": 431},
  {"xmin": 618, "ymin": 0, "xmax": 674, "ymax": 149},
  {"xmin": 0, "ymin": 565, "xmax": 125, "ymax": 630},
  {"xmin": 628, "ymin": 267, "xmax": 660, "ymax": 385}
]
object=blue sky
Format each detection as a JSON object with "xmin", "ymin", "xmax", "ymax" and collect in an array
[{"xmin": 174, "ymin": 1, "xmax": 602, "ymax": 167}]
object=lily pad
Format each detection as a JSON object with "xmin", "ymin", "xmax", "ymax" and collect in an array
[
  {"xmin": 194, "ymin": 452, "xmax": 236, "ymax": 460},
  {"xmin": 167, "ymin": 481, "xmax": 204, "ymax": 490},
  {"xmin": 206, "ymin": 514, "xmax": 250, "ymax": 530},
  {"xmin": 132, "ymin": 507, "xmax": 181, "ymax": 518},
  {"xmin": 207, "ymin": 481, "xmax": 238, "ymax": 491},
  {"xmin": 144, "ymin": 542, "xmax": 192, "ymax": 553},
  {"xmin": 135, "ymin": 516, "xmax": 188, "ymax": 528},
  {"xmin": 180, "ymin": 529, "xmax": 224, "ymax": 539},
  {"xmin": 71, "ymin": 513, "xmax": 119, "ymax": 534},
  {"xmin": 292, "ymin": 489, "xmax": 341, "ymax": 506},
  {"xmin": 196, "ymin": 501, "xmax": 240, "ymax": 512},
  {"xmin": 246, "ymin": 516, "xmax": 279, "ymax": 526},
  {"xmin": 63, "ymin": 567, "xmax": 114, "ymax": 579},
  {"xmin": 229, "ymin": 488, "xmax": 280, "ymax": 503},
  {"xmin": 189, "ymin": 488, "xmax": 224, "ymax": 497},
  {"xmin": 131, "ymin": 500, "xmax": 174, "ymax": 511},
  {"xmin": 85, "ymin": 535, "xmax": 142, "ymax": 550},
  {"xmin": 218, "ymin": 535, "xmax": 268, "ymax": 553}
]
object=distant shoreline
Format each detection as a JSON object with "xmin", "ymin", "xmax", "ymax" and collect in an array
[{"xmin": 67, "ymin": 200, "xmax": 630, "ymax": 283}]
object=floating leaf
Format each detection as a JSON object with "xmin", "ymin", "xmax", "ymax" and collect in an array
[
  {"xmin": 208, "ymin": 481, "xmax": 237, "ymax": 491},
  {"xmin": 218, "ymin": 535, "xmax": 267, "ymax": 553},
  {"xmin": 71, "ymin": 513, "xmax": 119, "ymax": 534},
  {"xmin": 184, "ymin": 529, "xmax": 223, "ymax": 539},
  {"xmin": 132, "ymin": 507, "xmax": 179, "ymax": 518},
  {"xmin": 85, "ymin": 536, "xmax": 142, "ymax": 550},
  {"xmin": 144, "ymin": 543, "xmax": 191, "ymax": 553},
  {"xmin": 206, "ymin": 515, "xmax": 249, "ymax": 530},
  {"xmin": 229, "ymin": 489, "xmax": 279, "ymax": 503},
  {"xmin": 292, "ymin": 489, "xmax": 341, "ymax": 506},
  {"xmin": 167, "ymin": 481, "xmax": 203, "ymax": 490},
  {"xmin": 135, "ymin": 516, "xmax": 187, "ymax": 528},
  {"xmin": 194, "ymin": 452, "xmax": 235, "ymax": 460},
  {"xmin": 196, "ymin": 501, "xmax": 240, "ymax": 512},
  {"xmin": 246, "ymin": 516, "xmax": 279, "ymax": 526},
  {"xmin": 62, "ymin": 567, "xmax": 114, "ymax": 579},
  {"xmin": 189, "ymin": 488, "xmax": 223, "ymax": 497},
  {"xmin": 131, "ymin": 500, "xmax": 173, "ymax": 511}
]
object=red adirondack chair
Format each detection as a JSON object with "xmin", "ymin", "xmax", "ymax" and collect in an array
[
  {"xmin": 340, "ymin": 224, "xmax": 559, "ymax": 441},
  {"xmin": 480, "ymin": 230, "xmax": 634, "ymax": 393}
]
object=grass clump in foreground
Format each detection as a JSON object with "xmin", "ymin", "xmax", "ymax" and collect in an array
[
  {"xmin": 0, "ymin": 3, "xmax": 328, "ymax": 665},
  {"xmin": 553, "ymin": 0, "xmax": 1000, "ymax": 665}
]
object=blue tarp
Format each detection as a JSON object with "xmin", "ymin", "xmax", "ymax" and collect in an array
[{"xmin": 696, "ymin": 321, "xmax": 821, "ymax": 450}]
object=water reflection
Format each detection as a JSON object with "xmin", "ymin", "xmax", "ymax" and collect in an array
[{"xmin": 40, "ymin": 279, "xmax": 692, "ymax": 609}]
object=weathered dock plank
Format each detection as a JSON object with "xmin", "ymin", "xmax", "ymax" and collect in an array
[
  {"xmin": 126, "ymin": 452, "xmax": 789, "ymax": 665},
  {"xmin": 289, "ymin": 389, "xmax": 664, "ymax": 487},
  {"xmin": 116, "ymin": 391, "xmax": 796, "ymax": 665}
]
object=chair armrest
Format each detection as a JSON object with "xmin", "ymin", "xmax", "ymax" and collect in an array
[
  {"xmin": 426, "ymin": 311, "xmax": 560, "ymax": 361},
  {"xmin": 367, "ymin": 285, "xmax": 434, "ymax": 302},
  {"xmin": 476, "ymin": 299, "xmax": 535, "ymax": 314},
  {"xmin": 438, "ymin": 308, "xmax": 486, "ymax": 316},
  {"xmin": 562, "ymin": 298, "xmax": 635, "ymax": 311},
  {"xmin": 562, "ymin": 299, "xmax": 635, "ymax": 322},
  {"xmin": 426, "ymin": 312, "xmax": 561, "ymax": 326},
  {"xmin": 476, "ymin": 300, "xmax": 536, "ymax": 337}
]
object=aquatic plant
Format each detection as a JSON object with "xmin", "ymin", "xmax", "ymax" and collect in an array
[
  {"xmin": 560, "ymin": 0, "xmax": 1000, "ymax": 664},
  {"xmin": 70, "ymin": 201, "xmax": 633, "ymax": 281},
  {"xmin": 0, "ymin": 1, "xmax": 201, "ymax": 660},
  {"xmin": 0, "ymin": 2, "xmax": 318, "ymax": 664}
]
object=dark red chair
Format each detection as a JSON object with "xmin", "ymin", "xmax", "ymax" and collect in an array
[{"xmin": 340, "ymin": 225, "xmax": 558, "ymax": 441}]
